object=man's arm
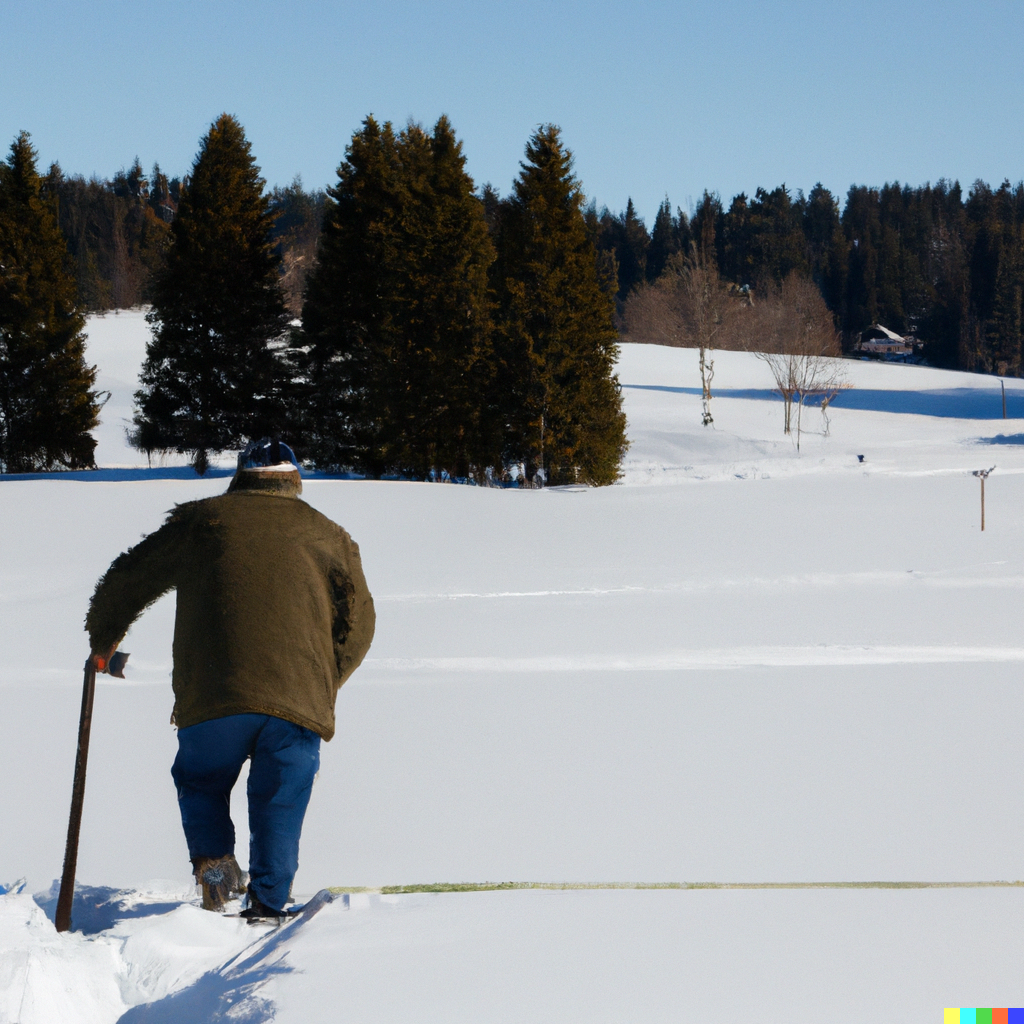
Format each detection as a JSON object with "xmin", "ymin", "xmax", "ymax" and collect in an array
[
  {"xmin": 85, "ymin": 505, "xmax": 192, "ymax": 663},
  {"xmin": 329, "ymin": 529, "xmax": 375, "ymax": 688}
]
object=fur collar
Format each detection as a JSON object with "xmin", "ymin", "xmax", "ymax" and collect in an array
[{"xmin": 226, "ymin": 468, "xmax": 302, "ymax": 497}]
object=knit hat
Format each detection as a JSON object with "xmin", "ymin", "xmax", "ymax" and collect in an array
[
  {"xmin": 228, "ymin": 438, "xmax": 302, "ymax": 496},
  {"xmin": 237, "ymin": 438, "xmax": 300, "ymax": 472}
]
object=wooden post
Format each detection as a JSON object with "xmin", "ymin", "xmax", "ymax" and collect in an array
[
  {"xmin": 1002, "ymin": 379, "xmax": 1007, "ymax": 419},
  {"xmin": 973, "ymin": 467, "xmax": 995, "ymax": 532},
  {"xmin": 55, "ymin": 659, "xmax": 97, "ymax": 932}
]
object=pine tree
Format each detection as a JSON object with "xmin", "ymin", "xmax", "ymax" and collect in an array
[
  {"xmin": 132, "ymin": 115, "xmax": 290, "ymax": 472},
  {"xmin": 493, "ymin": 125, "xmax": 627, "ymax": 486},
  {"xmin": 988, "ymin": 217, "xmax": 1024, "ymax": 376},
  {"xmin": 148, "ymin": 163, "xmax": 175, "ymax": 222},
  {"xmin": 691, "ymin": 191, "xmax": 723, "ymax": 267},
  {"xmin": 302, "ymin": 115, "xmax": 496, "ymax": 479},
  {"xmin": 0, "ymin": 132, "xmax": 99, "ymax": 472},
  {"xmin": 584, "ymin": 202, "xmax": 620, "ymax": 299},
  {"xmin": 268, "ymin": 177, "xmax": 326, "ymax": 315},
  {"xmin": 721, "ymin": 192, "xmax": 753, "ymax": 284},
  {"xmin": 613, "ymin": 198, "xmax": 649, "ymax": 299},
  {"xmin": 647, "ymin": 197, "xmax": 680, "ymax": 282},
  {"xmin": 842, "ymin": 186, "xmax": 881, "ymax": 333},
  {"xmin": 747, "ymin": 185, "xmax": 809, "ymax": 287},
  {"xmin": 802, "ymin": 184, "xmax": 848, "ymax": 327}
]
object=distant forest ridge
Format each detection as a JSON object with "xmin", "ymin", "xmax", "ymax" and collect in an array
[
  {"xmin": 45, "ymin": 155, "xmax": 1024, "ymax": 374},
  {"xmin": 45, "ymin": 159, "xmax": 323, "ymax": 316}
]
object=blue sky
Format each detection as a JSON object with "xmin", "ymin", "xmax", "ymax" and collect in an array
[{"xmin": 3, "ymin": 0, "xmax": 1022, "ymax": 223}]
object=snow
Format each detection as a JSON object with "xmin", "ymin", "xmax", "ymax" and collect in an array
[
  {"xmin": 865, "ymin": 323, "xmax": 907, "ymax": 342},
  {"xmin": 3, "ymin": 309, "xmax": 1024, "ymax": 1020}
]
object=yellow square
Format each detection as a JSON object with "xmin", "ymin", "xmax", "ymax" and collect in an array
[{"xmin": 946, "ymin": 1011, "xmax": 961, "ymax": 1024}]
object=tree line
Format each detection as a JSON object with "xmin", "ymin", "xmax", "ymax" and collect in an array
[
  {"xmin": 0, "ymin": 117, "xmax": 625, "ymax": 482},
  {"xmin": 601, "ymin": 181, "xmax": 1024, "ymax": 375},
  {"xmin": 15, "ymin": 132, "xmax": 1024, "ymax": 377},
  {"xmin": 41, "ymin": 159, "xmax": 324, "ymax": 316}
]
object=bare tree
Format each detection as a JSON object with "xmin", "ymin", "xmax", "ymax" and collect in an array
[
  {"xmin": 621, "ymin": 250, "xmax": 738, "ymax": 426},
  {"xmin": 744, "ymin": 273, "xmax": 850, "ymax": 449},
  {"xmin": 680, "ymin": 249, "xmax": 732, "ymax": 426}
]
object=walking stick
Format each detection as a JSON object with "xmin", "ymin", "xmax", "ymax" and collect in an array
[
  {"xmin": 56, "ymin": 651, "xmax": 126, "ymax": 932},
  {"xmin": 55, "ymin": 657, "xmax": 97, "ymax": 932}
]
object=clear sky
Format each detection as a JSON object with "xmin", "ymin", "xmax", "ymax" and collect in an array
[{"xmin": 3, "ymin": 0, "xmax": 1023, "ymax": 223}]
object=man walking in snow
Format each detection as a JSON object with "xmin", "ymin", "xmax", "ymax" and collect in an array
[{"xmin": 86, "ymin": 440, "xmax": 375, "ymax": 919}]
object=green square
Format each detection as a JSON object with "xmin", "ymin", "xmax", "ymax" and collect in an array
[{"xmin": 977, "ymin": 1012, "xmax": 993, "ymax": 1024}]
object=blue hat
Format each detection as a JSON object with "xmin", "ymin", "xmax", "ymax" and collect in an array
[{"xmin": 237, "ymin": 438, "xmax": 300, "ymax": 472}]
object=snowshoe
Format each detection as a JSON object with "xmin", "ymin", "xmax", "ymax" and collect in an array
[{"xmin": 238, "ymin": 887, "xmax": 337, "ymax": 926}]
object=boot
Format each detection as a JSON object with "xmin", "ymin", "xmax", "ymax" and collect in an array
[
  {"xmin": 239, "ymin": 884, "xmax": 289, "ymax": 922},
  {"xmin": 192, "ymin": 854, "xmax": 248, "ymax": 911}
]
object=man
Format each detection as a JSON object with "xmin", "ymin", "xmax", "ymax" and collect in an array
[{"xmin": 86, "ymin": 439, "xmax": 375, "ymax": 919}]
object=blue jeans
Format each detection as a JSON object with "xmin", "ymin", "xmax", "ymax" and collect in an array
[{"xmin": 171, "ymin": 713, "xmax": 321, "ymax": 911}]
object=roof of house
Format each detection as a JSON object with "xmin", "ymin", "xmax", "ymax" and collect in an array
[{"xmin": 862, "ymin": 324, "xmax": 906, "ymax": 342}]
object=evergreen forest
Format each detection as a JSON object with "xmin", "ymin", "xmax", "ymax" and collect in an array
[
  {"xmin": 37, "ymin": 144, "xmax": 1024, "ymax": 376},
  {"xmin": 603, "ymin": 181, "xmax": 1024, "ymax": 375}
]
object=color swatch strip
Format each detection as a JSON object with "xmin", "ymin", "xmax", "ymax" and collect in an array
[{"xmin": 945, "ymin": 1010, "xmax": 1023, "ymax": 1023}]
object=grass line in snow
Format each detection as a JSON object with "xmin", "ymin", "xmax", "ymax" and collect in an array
[{"xmin": 327, "ymin": 880, "xmax": 1024, "ymax": 895}]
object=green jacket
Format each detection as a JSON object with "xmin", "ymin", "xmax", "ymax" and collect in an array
[{"xmin": 86, "ymin": 471, "xmax": 374, "ymax": 740}]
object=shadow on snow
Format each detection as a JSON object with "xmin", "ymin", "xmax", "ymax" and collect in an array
[
  {"xmin": 114, "ymin": 924, "xmax": 297, "ymax": 1024},
  {"xmin": 34, "ymin": 883, "xmax": 183, "ymax": 935},
  {"xmin": 978, "ymin": 433, "xmax": 1024, "ymax": 445},
  {"xmin": 32, "ymin": 881, "xmax": 316, "ymax": 1022},
  {"xmin": 0, "ymin": 467, "xmax": 363, "ymax": 483},
  {"xmin": 623, "ymin": 384, "xmax": 1024, "ymax": 420}
]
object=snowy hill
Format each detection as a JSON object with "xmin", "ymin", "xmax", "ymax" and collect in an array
[{"xmin": 2, "ymin": 310, "xmax": 1024, "ymax": 1021}]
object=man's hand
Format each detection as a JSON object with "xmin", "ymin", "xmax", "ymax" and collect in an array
[{"xmin": 91, "ymin": 649, "xmax": 129, "ymax": 678}]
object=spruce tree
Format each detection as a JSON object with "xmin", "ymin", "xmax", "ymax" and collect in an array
[
  {"xmin": 132, "ymin": 114, "xmax": 290, "ymax": 472},
  {"xmin": 989, "ymin": 224, "xmax": 1023, "ymax": 375},
  {"xmin": 802, "ymin": 184, "xmax": 848, "ymax": 323},
  {"xmin": 493, "ymin": 125, "xmax": 627, "ymax": 486},
  {"xmin": 0, "ymin": 132, "xmax": 99, "ymax": 472},
  {"xmin": 302, "ymin": 115, "xmax": 496, "ymax": 479},
  {"xmin": 613, "ymin": 198, "xmax": 650, "ymax": 299},
  {"xmin": 647, "ymin": 197, "xmax": 680, "ymax": 282},
  {"xmin": 721, "ymin": 192, "xmax": 753, "ymax": 284},
  {"xmin": 690, "ymin": 191, "xmax": 723, "ymax": 267},
  {"xmin": 842, "ymin": 185, "xmax": 882, "ymax": 332},
  {"xmin": 747, "ymin": 185, "xmax": 810, "ymax": 287}
]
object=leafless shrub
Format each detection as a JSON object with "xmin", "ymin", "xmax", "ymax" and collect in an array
[
  {"xmin": 619, "ymin": 273, "xmax": 689, "ymax": 348},
  {"xmin": 743, "ymin": 273, "xmax": 849, "ymax": 448}
]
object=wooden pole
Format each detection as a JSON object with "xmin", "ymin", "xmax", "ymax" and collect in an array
[
  {"xmin": 973, "ymin": 467, "xmax": 994, "ymax": 533},
  {"xmin": 1002, "ymin": 379, "xmax": 1007, "ymax": 419},
  {"xmin": 55, "ymin": 658, "xmax": 97, "ymax": 933}
]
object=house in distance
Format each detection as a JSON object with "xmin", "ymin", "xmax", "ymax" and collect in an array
[{"xmin": 854, "ymin": 324, "xmax": 920, "ymax": 362}]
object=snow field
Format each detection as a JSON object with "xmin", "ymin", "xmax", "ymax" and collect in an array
[{"xmin": 3, "ymin": 311, "xmax": 1024, "ymax": 1021}]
